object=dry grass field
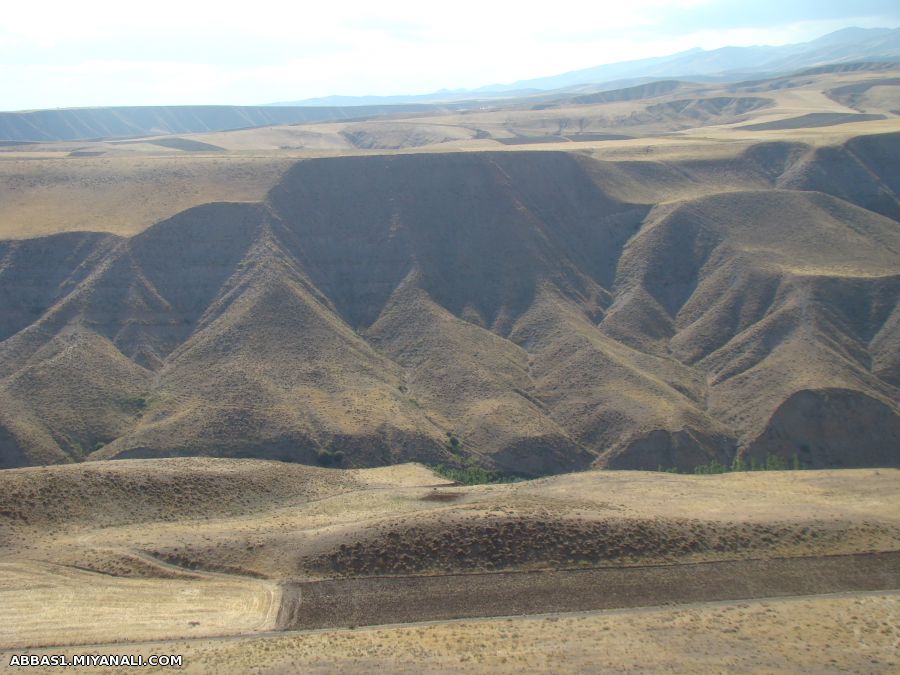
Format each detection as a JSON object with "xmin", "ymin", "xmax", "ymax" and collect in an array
[
  {"xmin": 0, "ymin": 460, "xmax": 898, "ymax": 665},
  {"xmin": 0, "ymin": 155, "xmax": 293, "ymax": 239},
  {"xmin": 0, "ymin": 562, "xmax": 278, "ymax": 649},
  {"xmin": 4, "ymin": 592, "xmax": 898, "ymax": 673}
]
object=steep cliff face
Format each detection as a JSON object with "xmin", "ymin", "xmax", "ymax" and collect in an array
[{"xmin": 0, "ymin": 144, "xmax": 897, "ymax": 473}]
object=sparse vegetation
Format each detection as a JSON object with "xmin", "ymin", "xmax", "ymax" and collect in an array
[
  {"xmin": 691, "ymin": 459, "xmax": 729, "ymax": 475},
  {"xmin": 658, "ymin": 453, "xmax": 803, "ymax": 474},
  {"xmin": 430, "ymin": 457, "xmax": 522, "ymax": 485},
  {"xmin": 444, "ymin": 432, "xmax": 463, "ymax": 456}
]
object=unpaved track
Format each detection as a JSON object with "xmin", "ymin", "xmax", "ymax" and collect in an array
[{"xmin": 277, "ymin": 551, "xmax": 900, "ymax": 630}]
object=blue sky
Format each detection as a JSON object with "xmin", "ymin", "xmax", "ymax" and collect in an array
[{"xmin": 1, "ymin": 0, "xmax": 898, "ymax": 110}]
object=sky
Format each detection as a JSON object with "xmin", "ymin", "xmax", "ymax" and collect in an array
[{"xmin": 1, "ymin": 0, "xmax": 898, "ymax": 110}]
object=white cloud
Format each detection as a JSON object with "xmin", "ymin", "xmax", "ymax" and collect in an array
[
  {"xmin": 1, "ymin": 61, "xmax": 231, "ymax": 109},
  {"xmin": 2, "ymin": 0, "xmax": 724, "ymax": 53}
]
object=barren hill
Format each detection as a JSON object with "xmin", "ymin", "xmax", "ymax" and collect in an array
[{"xmin": 0, "ymin": 134, "xmax": 897, "ymax": 473}]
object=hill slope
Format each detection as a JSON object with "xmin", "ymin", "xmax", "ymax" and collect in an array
[{"xmin": 0, "ymin": 140, "xmax": 898, "ymax": 473}]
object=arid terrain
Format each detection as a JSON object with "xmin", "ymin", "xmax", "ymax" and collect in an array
[
  {"xmin": 0, "ymin": 460, "xmax": 898, "ymax": 671},
  {"xmin": 1, "ymin": 56, "xmax": 899, "ymax": 672},
  {"xmin": 11, "ymin": 592, "xmax": 899, "ymax": 674},
  {"xmin": 1, "ymin": 64, "xmax": 898, "ymax": 475}
]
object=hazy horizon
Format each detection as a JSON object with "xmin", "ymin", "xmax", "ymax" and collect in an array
[{"xmin": 2, "ymin": 0, "xmax": 899, "ymax": 111}]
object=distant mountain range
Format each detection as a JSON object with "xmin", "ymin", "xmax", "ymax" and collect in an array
[
  {"xmin": 0, "ymin": 103, "xmax": 459, "ymax": 143},
  {"xmin": 273, "ymin": 26, "xmax": 900, "ymax": 107}
]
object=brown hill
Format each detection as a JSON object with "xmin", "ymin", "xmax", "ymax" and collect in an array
[
  {"xmin": 0, "ymin": 139, "xmax": 898, "ymax": 474},
  {"xmin": 825, "ymin": 77, "xmax": 900, "ymax": 112}
]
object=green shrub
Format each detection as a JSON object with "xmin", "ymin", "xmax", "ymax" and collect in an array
[
  {"xmin": 657, "ymin": 452, "xmax": 805, "ymax": 474},
  {"xmin": 693, "ymin": 459, "xmax": 728, "ymax": 475},
  {"xmin": 731, "ymin": 455, "xmax": 746, "ymax": 472},
  {"xmin": 445, "ymin": 432, "xmax": 463, "ymax": 456},
  {"xmin": 766, "ymin": 453, "xmax": 789, "ymax": 470},
  {"xmin": 430, "ymin": 457, "xmax": 521, "ymax": 485}
]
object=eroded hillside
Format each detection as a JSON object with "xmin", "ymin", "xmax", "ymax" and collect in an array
[{"xmin": 0, "ymin": 138, "xmax": 898, "ymax": 473}]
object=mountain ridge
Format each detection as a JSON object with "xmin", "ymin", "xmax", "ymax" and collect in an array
[
  {"xmin": 271, "ymin": 27, "xmax": 900, "ymax": 107},
  {"xmin": 0, "ymin": 139, "xmax": 897, "ymax": 473}
]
